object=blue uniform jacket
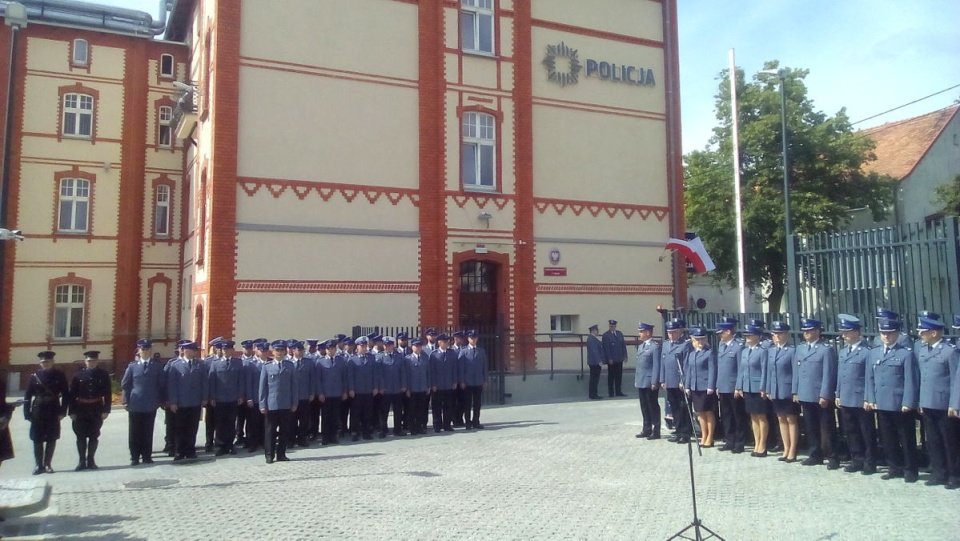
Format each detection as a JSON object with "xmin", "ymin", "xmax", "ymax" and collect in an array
[
  {"xmin": 244, "ymin": 358, "xmax": 266, "ymax": 407},
  {"xmin": 121, "ymin": 358, "xmax": 165, "ymax": 412},
  {"xmin": 209, "ymin": 356, "xmax": 244, "ymax": 403},
  {"xmin": 736, "ymin": 344, "xmax": 766, "ymax": 394},
  {"xmin": 348, "ymin": 353, "xmax": 380, "ymax": 394},
  {"xmin": 835, "ymin": 341, "xmax": 870, "ymax": 408},
  {"xmin": 762, "ymin": 345, "xmax": 795, "ymax": 400},
  {"xmin": 792, "ymin": 340, "xmax": 838, "ymax": 402},
  {"xmin": 315, "ymin": 356, "xmax": 347, "ymax": 397},
  {"xmin": 430, "ymin": 348, "xmax": 461, "ymax": 389},
  {"xmin": 916, "ymin": 340, "xmax": 959, "ymax": 410},
  {"xmin": 405, "ymin": 351, "xmax": 432, "ymax": 393},
  {"xmin": 167, "ymin": 358, "xmax": 209, "ymax": 408},
  {"xmin": 684, "ymin": 347, "xmax": 717, "ymax": 391},
  {"xmin": 634, "ymin": 339, "xmax": 661, "ymax": 388},
  {"xmin": 291, "ymin": 357, "xmax": 315, "ymax": 400},
  {"xmin": 378, "ymin": 350, "xmax": 407, "ymax": 394},
  {"xmin": 602, "ymin": 330, "xmax": 628, "ymax": 364},
  {"xmin": 259, "ymin": 359, "xmax": 299, "ymax": 410},
  {"xmin": 660, "ymin": 340, "xmax": 692, "ymax": 389},
  {"xmin": 950, "ymin": 363, "xmax": 960, "ymax": 411},
  {"xmin": 586, "ymin": 335, "xmax": 603, "ymax": 367},
  {"xmin": 459, "ymin": 346, "xmax": 488, "ymax": 387},
  {"xmin": 715, "ymin": 339, "xmax": 744, "ymax": 394},
  {"xmin": 864, "ymin": 343, "xmax": 918, "ymax": 411}
]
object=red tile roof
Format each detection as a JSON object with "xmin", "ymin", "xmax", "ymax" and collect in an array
[{"xmin": 861, "ymin": 105, "xmax": 959, "ymax": 180}]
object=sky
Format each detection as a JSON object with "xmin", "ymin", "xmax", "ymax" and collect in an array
[{"xmin": 84, "ymin": 0, "xmax": 960, "ymax": 154}]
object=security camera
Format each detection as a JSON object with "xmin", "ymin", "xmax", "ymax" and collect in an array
[
  {"xmin": 0, "ymin": 228, "xmax": 24, "ymax": 241},
  {"xmin": 172, "ymin": 81, "xmax": 195, "ymax": 92}
]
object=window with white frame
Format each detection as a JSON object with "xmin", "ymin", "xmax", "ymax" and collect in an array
[
  {"xmin": 62, "ymin": 93, "xmax": 94, "ymax": 137},
  {"xmin": 461, "ymin": 112, "xmax": 496, "ymax": 190},
  {"xmin": 461, "ymin": 0, "xmax": 494, "ymax": 54},
  {"xmin": 54, "ymin": 284, "xmax": 85, "ymax": 340},
  {"xmin": 160, "ymin": 53, "xmax": 174, "ymax": 77},
  {"xmin": 155, "ymin": 184, "xmax": 171, "ymax": 237},
  {"xmin": 158, "ymin": 106, "xmax": 173, "ymax": 147},
  {"xmin": 72, "ymin": 39, "xmax": 89, "ymax": 67},
  {"xmin": 58, "ymin": 178, "xmax": 90, "ymax": 233},
  {"xmin": 550, "ymin": 315, "xmax": 576, "ymax": 333}
]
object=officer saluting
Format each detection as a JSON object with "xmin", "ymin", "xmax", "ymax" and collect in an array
[
  {"xmin": 68, "ymin": 351, "xmax": 111, "ymax": 471},
  {"xmin": 24, "ymin": 351, "xmax": 69, "ymax": 474},
  {"xmin": 121, "ymin": 339, "xmax": 164, "ymax": 466}
]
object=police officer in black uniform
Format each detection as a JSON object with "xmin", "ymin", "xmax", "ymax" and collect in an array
[
  {"xmin": 24, "ymin": 351, "xmax": 69, "ymax": 475},
  {"xmin": 68, "ymin": 350, "xmax": 112, "ymax": 470}
]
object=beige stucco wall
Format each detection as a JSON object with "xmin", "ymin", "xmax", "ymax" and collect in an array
[{"xmin": 533, "ymin": 0, "xmax": 663, "ymax": 44}]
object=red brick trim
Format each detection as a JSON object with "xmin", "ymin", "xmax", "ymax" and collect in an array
[
  {"xmin": 237, "ymin": 280, "xmax": 419, "ymax": 294},
  {"xmin": 159, "ymin": 53, "xmax": 176, "ymax": 80},
  {"xmin": 237, "ymin": 176, "xmax": 421, "ymax": 206},
  {"xmin": 535, "ymin": 283, "xmax": 674, "ymax": 295},
  {"xmin": 530, "ymin": 19, "xmax": 664, "ymax": 49},
  {"xmin": 450, "ymin": 192, "xmax": 511, "ymax": 210},
  {"xmin": 68, "ymin": 38, "xmax": 92, "ymax": 74},
  {"xmin": 533, "ymin": 197, "xmax": 669, "ymax": 221},
  {"xmin": 47, "ymin": 273, "xmax": 93, "ymax": 345},
  {"xmin": 662, "ymin": 0, "xmax": 686, "ymax": 307},
  {"xmin": 56, "ymin": 83, "xmax": 100, "ymax": 143},
  {"xmin": 51, "ymin": 167, "xmax": 97, "ymax": 239},
  {"xmin": 146, "ymin": 273, "xmax": 173, "ymax": 338}
]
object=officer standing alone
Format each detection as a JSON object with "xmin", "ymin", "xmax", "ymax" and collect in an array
[
  {"xmin": 602, "ymin": 320, "xmax": 628, "ymax": 397},
  {"xmin": 121, "ymin": 339, "xmax": 164, "ymax": 465},
  {"xmin": 260, "ymin": 340, "xmax": 299, "ymax": 463},
  {"xmin": 68, "ymin": 350, "xmax": 111, "ymax": 470},
  {"xmin": 24, "ymin": 351, "xmax": 69, "ymax": 474},
  {"xmin": 633, "ymin": 322, "xmax": 661, "ymax": 439}
]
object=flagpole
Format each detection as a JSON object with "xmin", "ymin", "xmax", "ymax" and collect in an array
[{"xmin": 729, "ymin": 49, "xmax": 748, "ymax": 313}]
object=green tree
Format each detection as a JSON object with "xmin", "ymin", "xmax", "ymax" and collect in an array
[
  {"xmin": 934, "ymin": 174, "xmax": 960, "ymax": 215},
  {"xmin": 684, "ymin": 61, "xmax": 895, "ymax": 312}
]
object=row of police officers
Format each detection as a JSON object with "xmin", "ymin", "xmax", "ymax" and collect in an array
[{"xmin": 630, "ymin": 309, "xmax": 960, "ymax": 489}]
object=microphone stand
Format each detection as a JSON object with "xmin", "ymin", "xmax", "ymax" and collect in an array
[{"xmin": 667, "ymin": 352, "xmax": 724, "ymax": 541}]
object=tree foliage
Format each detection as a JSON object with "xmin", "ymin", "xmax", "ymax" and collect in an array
[
  {"xmin": 684, "ymin": 61, "xmax": 896, "ymax": 312},
  {"xmin": 934, "ymin": 174, "xmax": 960, "ymax": 215}
]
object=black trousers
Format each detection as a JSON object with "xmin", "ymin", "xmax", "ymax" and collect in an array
[
  {"xmin": 454, "ymin": 387, "xmax": 468, "ymax": 425},
  {"xmin": 465, "ymin": 385, "xmax": 483, "ymax": 426},
  {"xmin": 175, "ymin": 406, "xmax": 201, "ymax": 458},
  {"xmin": 246, "ymin": 405, "xmax": 264, "ymax": 448},
  {"xmin": 293, "ymin": 399, "xmax": 311, "ymax": 444},
  {"xmin": 350, "ymin": 394, "xmax": 376, "ymax": 436},
  {"xmin": 379, "ymin": 393, "xmax": 404, "ymax": 433},
  {"xmin": 922, "ymin": 408, "xmax": 960, "ymax": 481},
  {"xmin": 588, "ymin": 365, "xmax": 601, "ymax": 398},
  {"xmin": 128, "ymin": 411, "xmax": 156, "ymax": 461},
  {"xmin": 72, "ymin": 405, "xmax": 104, "ymax": 441},
  {"xmin": 432, "ymin": 389, "xmax": 455, "ymax": 430},
  {"xmin": 309, "ymin": 398, "xmax": 322, "ymax": 438},
  {"xmin": 638, "ymin": 387, "xmax": 661, "ymax": 435},
  {"xmin": 235, "ymin": 402, "xmax": 248, "ymax": 442},
  {"xmin": 840, "ymin": 406, "xmax": 876, "ymax": 466},
  {"xmin": 718, "ymin": 392, "xmax": 747, "ymax": 448},
  {"xmin": 408, "ymin": 392, "xmax": 428, "ymax": 432},
  {"xmin": 164, "ymin": 406, "xmax": 176, "ymax": 450},
  {"xmin": 401, "ymin": 393, "xmax": 412, "ymax": 429},
  {"xmin": 340, "ymin": 397, "xmax": 353, "ymax": 434},
  {"xmin": 320, "ymin": 397, "xmax": 341, "ymax": 443},
  {"xmin": 204, "ymin": 403, "xmax": 216, "ymax": 446},
  {"xmin": 877, "ymin": 409, "xmax": 918, "ymax": 474},
  {"xmin": 264, "ymin": 409, "xmax": 292, "ymax": 459},
  {"xmin": 607, "ymin": 362, "xmax": 623, "ymax": 396},
  {"xmin": 801, "ymin": 401, "xmax": 837, "ymax": 460},
  {"xmin": 214, "ymin": 401, "xmax": 238, "ymax": 451},
  {"xmin": 666, "ymin": 388, "xmax": 692, "ymax": 437}
]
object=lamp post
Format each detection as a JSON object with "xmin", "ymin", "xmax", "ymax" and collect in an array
[{"xmin": 760, "ymin": 68, "xmax": 795, "ymax": 316}]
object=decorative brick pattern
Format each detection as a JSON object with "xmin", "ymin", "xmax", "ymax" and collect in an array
[
  {"xmin": 236, "ymin": 280, "xmax": 419, "ymax": 294},
  {"xmin": 237, "ymin": 176, "xmax": 420, "ymax": 207},
  {"xmin": 533, "ymin": 198, "xmax": 669, "ymax": 221},
  {"xmin": 535, "ymin": 283, "xmax": 674, "ymax": 295}
]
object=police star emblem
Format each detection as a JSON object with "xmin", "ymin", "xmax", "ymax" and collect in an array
[{"xmin": 543, "ymin": 42, "xmax": 582, "ymax": 88}]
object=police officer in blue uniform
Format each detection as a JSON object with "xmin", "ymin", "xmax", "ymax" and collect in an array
[
  {"xmin": 431, "ymin": 334, "xmax": 461, "ymax": 432},
  {"xmin": 121, "ymin": 339, "xmax": 164, "ymax": 465},
  {"xmin": 460, "ymin": 330, "xmax": 488, "ymax": 429},
  {"xmin": 915, "ymin": 314, "xmax": 960, "ymax": 488},
  {"xmin": 586, "ymin": 324, "xmax": 604, "ymax": 400},
  {"xmin": 259, "ymin": 340, "xmax": 299, "ymax": 463},
  {"xmin": 715, "ymin": 317, "xmax": 746, "ymax": 452},
  {"xmin": 378, "ymin": 337, "xmax": 408, "ymax": 437},
  {"xmin": 634, "ymin": 322, "xmax": 661, "ymax": 439},
  {"xmin": 209, "ymin": 340, "xmax": 244, "ymax": 456},
  {"xmin": 763, "ymin": 321, "xmax": 799, "ymax": 462},
  {"xmin": 405, "ymin": 339, "xmax": 432, "ymax": 435},
  {"xmin": 167, "ymin": 341, "xmax": 208, "ymax": 460},
  {"xmin": 873, "ymin": 308, "xmax": 915, "ymax": 349},
  {"xmin": 661, "ymin": 319, "xmax": 693, "ymax": 443},
  {"xmin": 24, "ymin": 351, "xmax": 69, "ymax": 474},
  {"xmin": 316, "ymin": 339, "xmax": 347, "ymax": 445},
  {"xmin": 735, "ymin": 324, "xmax": 766, "ymax": 455},
  {"xmin": 202, "ymin": 337, "xmax": 223, "ymax": 453},
  {"xmin": 289, "ymin": 341, "xmax": 315, "ymax": 447},
  {"xmin": 162, "ymin": 340, "xmax": 191, "ymax": 456},
  {"xmin": 834, "ymin": 316, "xmax": 877, "ymax": 474},
  {"xmin": 602, "ymin": 320, "xmax": 628, "ymax": 397},
  {"xmin": 234, "ymin": 339, "xmax": 256, "ymax": 448},
  {"xmin": 68, "ymin": 350, "xmax": 111, "ymax": 471},
  {"xmin": 337, "ymin": 336, "xmax": 355, "ymax": 437},
  {"xmin": 864, "ymin": 318, "xmax": 919, "ymax": 483},
  {"xmin": 348, "ymin": 337, "xmax": 380, "ymax": 441},
  {"xmin": 792, "ymin": 318, "xmax": 840, "ymax": 469},
  {"xmin": 305, "ymin": 339, "xmax": 323, "ymax": 441},
  {"xmin": 685, "ymin": 326, "xmax": 718, "ymax": 447}
]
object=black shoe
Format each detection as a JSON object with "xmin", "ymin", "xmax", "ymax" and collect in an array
[
  {"xmin": 589, "ymin": 396, "xmax": 603, "ymax": 400},
  {"xmin": 881, "ymin": 470, "xmax": 904, "ymax": 480},
  {"xmin": 75, "ymin": 462, "xmax": 87, "ymax": 472},
  {"xmin": 905, "ymin": 471, "xmax": 919, "ymax": 483},
  {"xmin": 394, "ymin": 431, "xmax": 406, "ymax": 437},
  {"xmin": 173, "ymin": 455, "xmax": 185, "ymax": 461},
  {"xmin": 215, "ymin": 449, "xmax": 229, "ymax": 457},
  {"xmin": 827, "ymin": 459, "xmax": 841, "ymax": 471},
  {"xmin": 228, "ymin": 448, "xmax": 237, "ymax": 455},
  {"xmin": 44, "ymin": 466, "xmax": 55, "ymax": 474},
  {"xmin": 861, "ymin": 464, "xmax": 876, "ymax": 475},
  {"xmin": 731, "ymin": 447, "xmax": 745, "ymax": 454},
  {"xmin": 32, "ymin": 466, "xmax": 43, "ymax": 475},
  {"xmin": 719, "ymin": 444, "xmax": 733, "ymax": 452},
  {"xmin": 130, "ymin": 459, "xmax": 140, "ymax": 467},
  {"xmin": 352, "ymin": 434, "xmax": 360, "ymax": 442},
  {"xmin": 784, "ymin": 458, "xmax": 798, "ymax": 463},
  {"xmin": 801, "ymin": 456, "xmax": 823, "ymax": 466},
  {"xmin": 247, "ymin": 446, "xmax": 259, "ymax": 453},
  {"xmin": 276, "ymin": 455, "xmax": 290, "ymax": 462},
  {"xmin": 474, "ymin": 423, "xmax": 484, "ymax": 430},
  {"xmin": 637, "ymin": 430, "xmax": 653, "ymax": 438},
  {"xmin": 667, "ymin": 435, "xmax": 680, "ymax": 443},
  {"xmin": 647, "ymin": 434, "xmax": 660, "ymax": 440},
  {"xmin": 265, "ymin": 457, "xmax": 274, "ymax": 464},
  {"xmin": 750, "ymin": 451, "xmax": 767, "ymax": 458},
  {"xmin": 143, "ymin": 458, "xmax": 154, "ymax": 464},
  {"xmin": 675, "ymin": 437, "xmax": 690, "ymax": 444},
  {"xmin": 434, "ymin": 428, "xmax": 441, "ymax": 433},
  {"xmin": 616, "ymin": 393, "xmax": 627, "ymax": 397},
  {"xmin": 204, "ymin": 443, "xmax": 214, "ymax": 453},
  {"xmin": 87, "ymin": 460, "xmax": 98, "ymax": 470},
  {"xmin": 362, "ymin": 434, "xmax": 374, "ymax": 440},
  {"xmin": 945, "ymin": 480, "xmax": 960, "ymax": 490},
  {"xmin": 925, "ymin": 477, "xmax": 946, "ymax": 487},
  {"xmin": 843, "ymin": 462, "xmax": 863, "ymax": 473},
  {"xmin": 778, "ymin": 456, "xmax": 788, "ymax": 462},
  {"xmin": 378, "ymin": 432, "xmax": 387, "ymax": 439}
]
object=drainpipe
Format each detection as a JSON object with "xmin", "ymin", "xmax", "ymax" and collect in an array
[{"xmin": 2, "ymin": 0, "xmax": 170, "ymax": 36}]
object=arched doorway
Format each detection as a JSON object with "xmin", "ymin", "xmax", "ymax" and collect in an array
[{"xmin": 458, "ymin": 260, "xmax": 498, "ymax": 329}]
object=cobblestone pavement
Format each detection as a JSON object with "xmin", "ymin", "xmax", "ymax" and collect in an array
[{"xmin": 0, "ymin": 398, "xmax": 957, "ymax": 540}]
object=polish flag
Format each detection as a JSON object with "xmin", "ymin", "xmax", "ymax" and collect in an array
[{"xmin": 665, "ymin": 237, "xmax": 716, "ymax": 274}]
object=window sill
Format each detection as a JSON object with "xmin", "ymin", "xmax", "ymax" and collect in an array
[
  {"xmin": 61, "ymin": 134, "xmax": 93, "ymax": 141},
  {"xmin": 52, "ymin": 338, "xmax": 84, "ymax": 344},
  {"xmin": 55, "ymin": 230, "xmax": 90, "ymax": 236},
  {"xmin": 463, "ymin": 185, "xmax": 500, "ymax": 195},
  {"xmin": 462, "ymin": 49, "xmax": 497, "ymax": 59}
]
